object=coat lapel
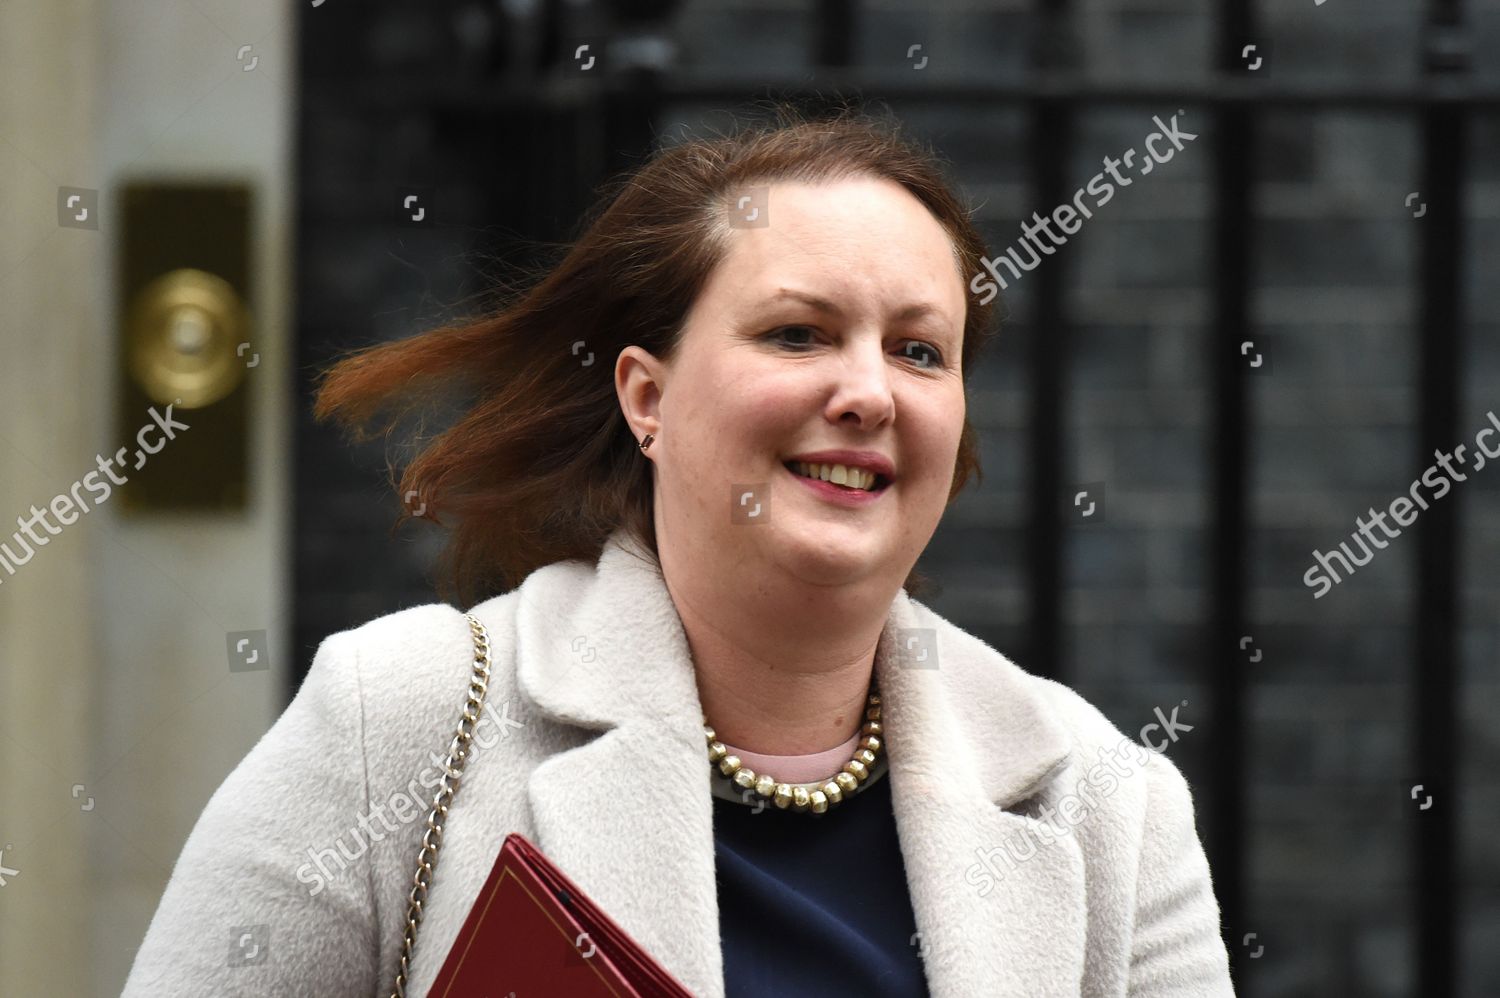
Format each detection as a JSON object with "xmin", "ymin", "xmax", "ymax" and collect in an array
[
  {"xmin": 874, "ymin": 594, "xmax": 1090, "ymax": 997},
  {"xmin": 515, "ymin": 530, "xmax": 1087, "ymax": 998},
  {"xmin": 516, "ymin": 533, "xmax": 724, "ymax": 997}
]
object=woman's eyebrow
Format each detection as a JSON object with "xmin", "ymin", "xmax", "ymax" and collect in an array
[
  {"xmin": 762, "ymin": 288, "xmax": 950, "ymax": 327},
  {"xmin": 761, "ymin": 289, "xmax": 842, "ymax": 315}
]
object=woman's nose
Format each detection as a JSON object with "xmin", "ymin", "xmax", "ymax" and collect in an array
[{"xmin": 826, "ymin": 341, "xmax": 895, "ymax": 427}]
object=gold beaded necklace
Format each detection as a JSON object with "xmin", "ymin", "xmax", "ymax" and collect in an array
[{"xmin": 703, "ymin": 688, "xmax": 884, "ymax": 814}]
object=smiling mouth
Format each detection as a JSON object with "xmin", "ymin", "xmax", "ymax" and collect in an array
[{"xmin": 783, "ymin": 461, "xmax": 892, "ymax": 493}]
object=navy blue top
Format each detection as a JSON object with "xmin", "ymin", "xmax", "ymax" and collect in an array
[{"xmin": 712, "ymin": 768, "xmax": 930, "ymax": 996}]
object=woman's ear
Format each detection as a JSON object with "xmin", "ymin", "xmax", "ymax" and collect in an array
[{"xmin": 615, "ymin": 345, "xmax": 665, "ymax": 447}]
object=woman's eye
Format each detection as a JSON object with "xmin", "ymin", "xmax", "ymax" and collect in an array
[
  {"xmin": 768, "ymin": 325, "xmax": 818, "ymax": 347},
  {"xmin": 766, "ymin": 327, "xmax": 942, "ymax": 368},
  {"xmin": 900, "ymin": 342, "xmax": 943, "ymax": 368}
]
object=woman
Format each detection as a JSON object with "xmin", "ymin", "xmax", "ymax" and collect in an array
[{"xmin": 122, "ymin": 107, "xmax": 1235, "ymax": 997}]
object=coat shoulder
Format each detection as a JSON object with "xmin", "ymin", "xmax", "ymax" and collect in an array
[
  {"xmin": 909, "ymin": 602, "xmax": 1194, "ymax": 811},
  {"xmin": 331, "ymin": 589, "xmax": 526, "ymax": 693},
  {"xmin": 918, "ymin": 600, "xmax": 1195, "ymax": 810},
  {"xmin": 1025, "ymin": 672, "xmax": 1140, "ymax": 754},
  {"xmin": 1021, "ymin": 670, "xmax": 1198, "ymax": 813},
  {"xmin": 313, "ymin": 592, "xmax": 528, "ymax": 776},
  {"xmin": 910, "ymin": 603, "xmax": 1138, "ymax": 767}
]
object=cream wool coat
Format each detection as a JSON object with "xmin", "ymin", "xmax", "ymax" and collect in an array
[{"xmin": 122, "ymin": 528, "xmax": 1236, "ymax": 997}]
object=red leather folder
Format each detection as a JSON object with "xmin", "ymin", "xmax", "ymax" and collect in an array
[{"xmin": 427, "ymin": 832, "xmax": 697, "ymax": 997}]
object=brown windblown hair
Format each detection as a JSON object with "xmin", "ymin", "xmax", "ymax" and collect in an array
[{"xmin": 313, "ymin": 103, "xmax": 1000, "ymax": 607}]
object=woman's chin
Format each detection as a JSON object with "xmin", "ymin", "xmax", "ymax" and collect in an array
[{"xmin": 772, "ymin": 526, "xmax": 890, "ymax": 584}]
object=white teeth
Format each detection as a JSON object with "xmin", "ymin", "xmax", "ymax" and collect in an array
[{"xmin": 790, "ymin": 461, "xmax": 878, "ymax": 490}]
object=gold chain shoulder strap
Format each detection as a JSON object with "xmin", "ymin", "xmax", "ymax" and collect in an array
[{"xmin": 389, "ymin": 612, "xmax": 493, "ymax": 998}]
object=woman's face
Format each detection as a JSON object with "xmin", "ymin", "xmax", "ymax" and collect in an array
[{"xmin": 625, "ymin": 175, "xmax": 968, "ymax": 592}]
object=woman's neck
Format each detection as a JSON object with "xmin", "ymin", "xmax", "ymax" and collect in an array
[{"xmin": 662, "ymin": 562, "xmax": 890, "ymax": 756}]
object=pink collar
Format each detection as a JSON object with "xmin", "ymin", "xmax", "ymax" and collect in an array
[{"xmin": 718, "ymin": 729, "xmax": 863, "ymax": 784}]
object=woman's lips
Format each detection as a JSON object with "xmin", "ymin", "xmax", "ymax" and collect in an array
[{"xmin": 782, "ymin": 462, "xmax": 888, "ymax": 506}]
